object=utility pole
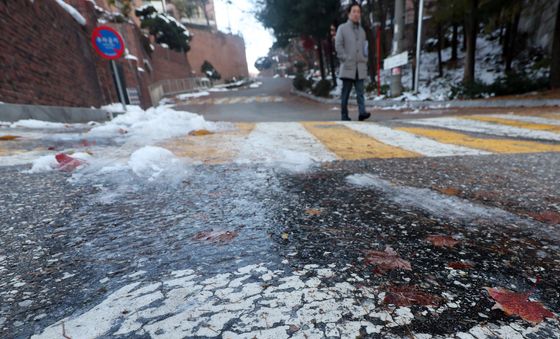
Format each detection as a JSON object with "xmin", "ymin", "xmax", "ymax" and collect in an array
[
  {"xmin": 390, "ymin": 0, "xmax": 404, "ymax": 97},
  {"xmin": 414, "ymin": 0, "xmax": 425, "ymax": 93}
]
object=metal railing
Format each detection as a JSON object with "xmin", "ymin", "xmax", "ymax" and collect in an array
[{"xmin": 149, "ymin": 77, "xmax": 212, "ymax": 104}]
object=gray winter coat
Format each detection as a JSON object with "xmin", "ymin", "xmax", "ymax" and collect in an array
[{"xmin": 335, "ymin": 20, "xmax": 368, "ymax": 80}]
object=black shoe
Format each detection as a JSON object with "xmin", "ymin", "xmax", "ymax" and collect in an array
[
  {"xmin": 358, "ymin": 112, "xmax": 371, "ymax": 121},
  {"xmin": 341, "ymin": 116, "xmax": 352, "ymax": 121}
]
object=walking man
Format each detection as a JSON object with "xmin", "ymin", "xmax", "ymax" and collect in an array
[{"xmin": 335, "ymin": 2, "xmax": 371, "ymax": 121}]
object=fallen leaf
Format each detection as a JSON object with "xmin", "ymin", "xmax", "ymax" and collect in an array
[
  {"xmin": 427, "ymin": 235, "xmax": 460, "ymax": 248},
  {"xmin": 192, "ymin": 230, "xmax": 238, "ymax": 244},
  {"xmin": 55, "ymin": 153, "xmax": 85, "ymax": 172},
  {"xmin": 528, "ymin": 211, "xmax": 560, "ymax": 225},
  {"xmin": 304, "ymin": 208, "xmax": 321, "ymax": 216},
  {"xmin": 281, "ymin": 232, "xmax": 289, "ymax": 240},
  {"xmin": 436, "ymin": 187, "xmax": 462, "ymax": 196},
  {"xmin": 189, "ymin": 129, "xmax": 213, "ymax": 136},
  {"xmin": 485, "ymin": 287, "xmax": 555, "ymax": 325},
  {"xmin": 0, "ymin": 135, "xmax": 20, "ymax": 141},
  {"xmin": 364, "ymin": 246, "xmax": 412, "ymax": 274},
  {"xmin": 448, "ymin": 261, "xmax": 474, "ymax": 270},
  {"xmin": 383, "ymin": 285, "xmax": 442, "ymax": 306}
]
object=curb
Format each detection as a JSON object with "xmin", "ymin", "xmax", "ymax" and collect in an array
[
  {"xmin": 0, "ymin": 103, "xmax": 111, "ymax": 123},
  {"xmin": 291, "ymin": 89, "xmax": 560, "ymax": 109}
]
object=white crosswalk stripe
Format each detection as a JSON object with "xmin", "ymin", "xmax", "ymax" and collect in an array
[
  {"xmin": 403, "ymin": 117, "xmax": 560, "ymax": 141},
  {"xmin": 339, "ymin": 122, "xmax": 490, "ymax": 157}
]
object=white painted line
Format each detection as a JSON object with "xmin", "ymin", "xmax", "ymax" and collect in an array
[
  {"xmin": 339, "ymin": 122, "xmax": 490, "ymax": 157},
  {"xmin": 487, "ymin": 114, "xmax": 560, "ymax": 126},
  {"xmin": 236, "ymin": 122, "xmax": 337, "ymax": 171},
  {"xmin": 404, "ymin": 117, "xmax": 560, "ymax": 141}
]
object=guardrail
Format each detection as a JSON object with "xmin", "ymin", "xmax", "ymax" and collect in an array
[{"xmin": 149, "ymin": 77, "xmax": 212, "ymax": 104}]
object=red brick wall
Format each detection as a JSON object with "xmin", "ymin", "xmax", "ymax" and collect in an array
[
  {"xmin": 0, "ymin": 0, "xmax": 116, "ymax": 107},
  {"xmin": 187, "ymin": 28, "xmax": 249, "ymax": 81}
]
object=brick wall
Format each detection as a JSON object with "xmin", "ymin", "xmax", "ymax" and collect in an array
[
  {"xmin": 0, "ymin": 0, "xmax": 116, "ymax": 107},
  {"xmin": 187, "ymin": 28, "xmax": 249, "ymax": 80}
]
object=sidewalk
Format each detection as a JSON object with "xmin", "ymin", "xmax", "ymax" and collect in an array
[{"xmin": 292, "ymin": 89, "xmax": 560, "ymax": 109}]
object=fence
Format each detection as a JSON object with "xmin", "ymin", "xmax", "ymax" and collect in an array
[{"xmin": 148, "ymin": 77, "xmax": 212, "ymax": 104}]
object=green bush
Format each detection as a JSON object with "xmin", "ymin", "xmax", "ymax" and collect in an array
[
  {"xmin": 450, "ymin": 81, "xmax": 492, "ymax": 99},
  {"xmin": 293, "ymin": 75, "xmax": 313, "ymax": 91},
  {"xmin": 488, "ymin": 73, "xmax": 549, "ymax": 96},
  {"xmin": 312, "ymin": 79, "xmax": 332, "ymax": 97}
]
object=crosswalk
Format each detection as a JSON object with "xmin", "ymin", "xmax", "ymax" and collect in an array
[
  {"xmin": 161, "ymin": 112, "xmax": 560, "ymax": 165},
  {"xmin": 178, "ymin": 96, "xmax": 285, "ymax": 105}
]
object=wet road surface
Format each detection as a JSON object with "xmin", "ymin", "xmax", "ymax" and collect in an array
[{"xmin": 1, "ymin": 80, "xmax": 560, "ymax": 338}]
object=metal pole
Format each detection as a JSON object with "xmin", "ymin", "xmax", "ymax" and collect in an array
[
  {"xmin": 111, "ymin": 60, "xmax": 127, "ymax": 112},
  {"xmin": 414, "ymin": 0, "xmax": 425, "ymax": 93},
  {"xmin": 390, "ymin": 0, "xmax": 404, "ymax": 97},
  {"xmin": 377, "ymin": 25, "xmax": 381, "ymax": 96}
]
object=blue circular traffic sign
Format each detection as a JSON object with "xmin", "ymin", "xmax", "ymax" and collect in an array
[{"xmin": 91, "ymin": 26, "xmax": 125, "ymax": 60}]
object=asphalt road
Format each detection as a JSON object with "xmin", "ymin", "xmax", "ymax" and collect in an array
[{"xmin": 1, "ymin": 82, "xmax": 560, "ymax": 338}]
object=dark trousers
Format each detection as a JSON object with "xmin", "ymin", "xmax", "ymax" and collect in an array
[{"xmin": 340, "ymin": 75, "xmax": 366, "ymax": 119}]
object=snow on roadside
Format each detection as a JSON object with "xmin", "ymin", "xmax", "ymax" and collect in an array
[
  {"xmin": 54, "ymin": 0, "xmax": 86, "ymax": 26},
  {"xmin": 127, "ymin": 146, "xmax": 189, "ymax": 182},
  {"xmin": 10, "ymin": 120, "xmax": 70, "ymax": 129},
  {"xmin": 176, "ymin": 91, "xmax": 210, "ymax": 100},
  {"xmin": 21, "ymin": 105, "xmax": 213, "ymax": 184}
]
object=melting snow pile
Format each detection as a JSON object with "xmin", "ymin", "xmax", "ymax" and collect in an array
[{"xmin": 19, "ymin": 105, "xmax": 212, "ymax": 182}]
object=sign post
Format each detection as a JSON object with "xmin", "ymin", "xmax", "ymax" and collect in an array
[{"xmin": 91, "ymin": 26, "xmax": 127, "ymax": 112}]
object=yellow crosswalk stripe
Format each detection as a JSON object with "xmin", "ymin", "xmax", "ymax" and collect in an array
[
  {"xmin": 397, "ymin": 127, "xmax": 560, "ymax": 154},
  {"xmin": 462, "ymin": 115, "xmax": 560, "ymax": 133},
  {"xmin": 160, "ymin": 123, "xmax": 256, "ymax": 164},
  {"xmin": 539, "ymin": 113, "xmax": 560, "ymax": 120},
  {"xmin": 301, "ymin": 122, "xmax": 420, "ymax": 160}
]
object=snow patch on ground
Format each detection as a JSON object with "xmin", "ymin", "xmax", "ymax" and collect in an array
[
  {"xmin": 346, "ymin": 173, "xmax": 537, "ymax": 226},
  {"xmin": 249, "ymin": 81, "xmax": 263, "ymax": 89},
  {"xmin": 176, "ymin": 91, "xmax": 210, "ymax": 100},
  {"xmin": 128, "ymin": 146, "xmax": 189, "ymax": 182},
  {"xmin": 9, "ymin": 120, "xmax": 69, "ymax": 129},
  {"xmin": 236, "ymin": 122, "xmax": 337, "ymax": 172}
]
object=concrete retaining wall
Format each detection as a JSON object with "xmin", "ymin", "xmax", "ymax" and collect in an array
[{"xmin": 0, "ymin": 103, "xmax": 111, "ymax": 123}]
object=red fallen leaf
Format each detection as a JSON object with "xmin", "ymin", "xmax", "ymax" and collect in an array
[
  {"xmin": 448, "ymin": 261, "xmax": 474, "ymax": 270},
  {"xmin": 383, "ymin": 285, "xmax": 442, "ymax": 306},
  {"xmin": 192, "ymin": 230, "xmax": 238, "ymax": 244},
  {"xmin": 485, "ymin": 287, "xmax": 555, "ymax": 325},
  {"xmin": 80, "ymin": 139, "xmax": 96, "ymax": 147},
  {"xmin": 364, "ymin": 246, "xmax": 412, "ymax": 274},
  {"xmin": 304, "ymin": 208, "xmax": 322, "ymax": 216},
  {"xmin": 426, "ymin": 235, "xmax": 460, "ymax": 248},
  {"xmin": 48, "ymin": 146, "xmax": 57, "ymax": 151},
  {"xmin": 55, "ymin": 153, "xmax": 85, "ymax": 172},
  {"xmin": 528, "ymin": 211, "xmax": 560, "ymax": 225}
]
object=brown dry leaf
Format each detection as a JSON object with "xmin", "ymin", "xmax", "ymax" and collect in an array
[
  {"xmin": 447, "ymin": 261, "xmax": 474, "ymax": 270},
  {"xmin": 0, "ymin": 135, "xmax": 21, "ymax": 141},
  {"xmin": 426, "ymin": 235, "xmax": 460, "ymax": 248},
  {"xmin": 189, "ymin": 129, "xmax": 213, "ymax": 136},
  {"xmin": 192, "ymin": 230, "xmax": 238, "ymax": 244},
  {"xmin": 304, "ymin": 208, "xmax": 322, "ymax": 216},
  {"xmin": 528, "ymin": 211, "xmax": 560, "ymax": 225},
  {"xmin": 485, "ymin": 287, "xmax": 555, "ymax": 325},
  {"xmin": 364, "ymin": 246, "xmax": 412, "ymax": 274},
  {"xmin": 436, "ymin": 187, "xmax": 462, "ymax": 196},
  {"xmin": 383, "ymin": 285, "xmax": 442, "ymax": 306}
]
